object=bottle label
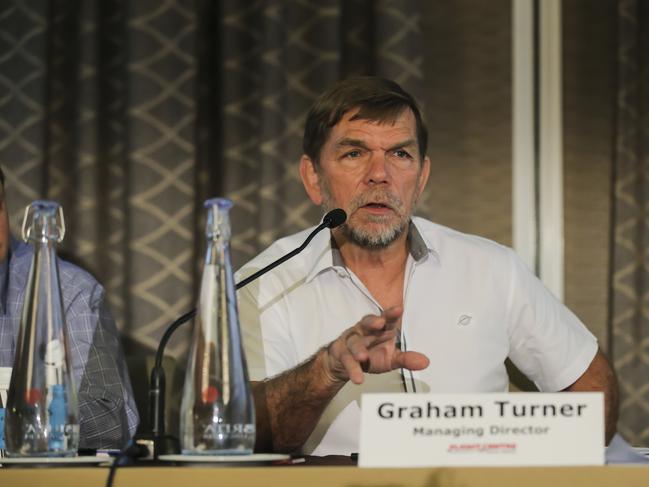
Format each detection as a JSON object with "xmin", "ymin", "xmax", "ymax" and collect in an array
[
  {"xmin": 202, "ymin": 423, "xmax": 255, "ymax": 440},
  {"xmin": 20, "ymin": 422, "xmax": 78, "ymax": 450}
]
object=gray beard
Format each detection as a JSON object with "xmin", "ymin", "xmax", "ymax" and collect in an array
[
  {"xmin": 341, "ymin": 218, "xmax": 408, "ymax": 250},
  {"xmin": 318, "ymin": 173, "xmax": 418, "ymax": 250}
]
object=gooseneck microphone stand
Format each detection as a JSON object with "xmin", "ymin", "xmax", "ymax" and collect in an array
[{"xmin": 146, "ymin": 209, "xmax": 347, "ymax": 457}]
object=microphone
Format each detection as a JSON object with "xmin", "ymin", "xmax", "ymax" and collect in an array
[
  {"xmin": 235, "ymin": 208, "xmax": 346, "ymax": 289},
  {"xmin": 146, "ymin": 208, "xmax": 347, "ymax": 457},
  {"xmin": 322, "ymin": 207, "xmax": 347, "ymax": 228}
]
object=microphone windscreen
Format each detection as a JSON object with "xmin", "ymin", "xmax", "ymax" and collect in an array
[{"xmin": 323, "ymin": 208, "xmax": 347, "ymax": 228}]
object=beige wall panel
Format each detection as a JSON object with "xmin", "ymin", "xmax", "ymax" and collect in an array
[
  {"xmin": 419, "ymin": 0, "xmax": 512, "ymax": 246},
  {"xmin": 562, "ymin": 0, "xmax": 616, "ymax": 347}
]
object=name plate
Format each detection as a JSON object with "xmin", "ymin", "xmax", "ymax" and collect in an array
[{"xmin": 358, "ymin": 392, "xmax": 604, "ymax": 467}]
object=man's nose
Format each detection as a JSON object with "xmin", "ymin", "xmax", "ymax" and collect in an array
[{"xmin": 366, "ymin": 152, "xmax": 389, "ymax": 185}]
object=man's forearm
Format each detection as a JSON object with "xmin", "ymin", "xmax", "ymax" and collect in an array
[
  {"xmin": 253, "ymin": 346, "xmax": 346, "ymax": 453},
  {"xmin": 601, "ymin": 357, "xmax": 619, "ymax": 444},
  {"xmin": 250, "ymin": 308, "xmax": 426, "ymax": 453},
  {"xmin": 565, "ymin": 350, "xmax": 619, "ymax": 444}
]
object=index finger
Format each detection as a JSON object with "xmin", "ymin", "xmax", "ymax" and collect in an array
[
  {"xmin": 356, "ymin": 307, "xmax": 403, "ymax": 336},
  {"xmin": 357, "ymin": 313, "xmax": 388, "ymax": 334}
]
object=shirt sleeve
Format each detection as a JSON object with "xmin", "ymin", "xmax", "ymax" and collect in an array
[
  {"xmin": 505, "ymin": 250, "xmax": 598, "ymax": 392},
  {"xmin": 64, "ymin": 274, "xmax": 139, "ymax": 449},
  {"xmin": 238, "ymin": 275, "xmax": 296, "ymax": 381}
]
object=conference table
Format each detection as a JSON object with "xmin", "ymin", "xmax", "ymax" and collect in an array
[{"xmin": 2, "ymin": 456, "xmax": 649, "ymax": 487}]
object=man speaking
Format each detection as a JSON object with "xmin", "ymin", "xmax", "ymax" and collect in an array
[{"xmin": 237, "ymin": 76, "xmax": 618, "ymax": 456}]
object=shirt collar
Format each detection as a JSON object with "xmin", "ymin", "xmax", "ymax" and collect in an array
[
  {"xmin": 407, "ymin": 219, "xmax": 433, "ymax": 262},
  {"xmin": 304, "ymin": 228, "xmax": 338, "ymax": 283},
  {"xmin": 304, "ymin": 218, "xmax": 437, "ymax": 283}
]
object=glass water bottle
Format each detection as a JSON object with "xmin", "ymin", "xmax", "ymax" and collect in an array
[
  {"xmin": 4, "ymin": 201, "xmax": 79, "ymax": 457},
  {"xmin": 180, "ymin": 198, "xmax": 255, "ymax": 455}
]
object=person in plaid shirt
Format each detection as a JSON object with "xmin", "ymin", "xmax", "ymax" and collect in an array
[{"xmin": 0, "ymin": 166, "xmax": 138, "ymax": 449}]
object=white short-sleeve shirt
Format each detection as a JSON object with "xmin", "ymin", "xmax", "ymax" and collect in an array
[{"xmin": 236, "ymin": 217, "xmax": 598, "ymax": 456}]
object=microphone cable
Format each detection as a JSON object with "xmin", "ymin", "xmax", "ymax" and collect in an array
[
  {"xmin": 397, "ymin": 329, "xmax": 417, "ymax": 393},
  {"xmin": 400, "ymin": 332, "xmax": 417, "ymax": 393},
  {"xmin": 153, "ymin": 208, "xmax": 347, "ymax": 373},
  {"xmin": 235, "ymin": 208, "xmax": 346, "ymax": 289},
  {"xmin": 105, "ymin": 442, "xmax": 150, "ymax": 487}
]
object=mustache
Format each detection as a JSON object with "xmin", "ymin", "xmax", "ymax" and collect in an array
[{"xmin": 348, "ymin": 189, "xmax": 404, "ymax": 214}]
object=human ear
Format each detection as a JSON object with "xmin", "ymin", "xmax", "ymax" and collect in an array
[
  {"xmin": 299, "ymin": 155, "xmax": 323, "ymax": 205},
  {"xmin": 416, "ymin": 156, "xmax": 431, "ymax": 199}
]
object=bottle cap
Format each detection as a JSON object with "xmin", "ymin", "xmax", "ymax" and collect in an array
[
  {"xmin": 21, "ymin": 200, "xmax": 65, "ymax": 243},
  {"xmin": 204, "ymin": 198, "xmax": 233, "ymax": 240}
]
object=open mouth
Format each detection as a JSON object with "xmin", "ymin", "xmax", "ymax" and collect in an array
[{"xmin": 360, "ymin": 202, "xmax": 394, "ymax": 214}]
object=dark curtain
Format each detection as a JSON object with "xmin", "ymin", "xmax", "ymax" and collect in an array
[
  {"xmin": 0, "ymin": 0, "xmax": 520, "ymax": 435},
  {"xmin": 0, "ymin": 0, "xmax": 432, "ymax": 357},
  {"xmin": 610, "ymin": 0, "xmax": 649, "ymax": 446},
  {"xmin": 4, "ymin": 0, "xmax": 649, "ymax": 447}
]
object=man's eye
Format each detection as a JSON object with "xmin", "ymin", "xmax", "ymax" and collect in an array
[
  {"xmin": 394, "ymin": 149, "xmax": 412, "ymax": 159},
  {"xmin": 345, "ymin": 150, "xmax": 362, "ymax": 158}
]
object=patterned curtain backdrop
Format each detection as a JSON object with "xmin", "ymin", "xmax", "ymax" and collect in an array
[
  {"xmin": 0, "ymin": 0, "xmax": 548, "ymax": 434},
  {"xmin": 611, "ymin": 0, "xmax": 649, "ymax": 446},
  {"xmin": 6, "ymin": 0, "xmax": 649, "ymax": 445},
  {"xmin": 0, "ymin": 0, "xmax": 433, "ymax": 359}
]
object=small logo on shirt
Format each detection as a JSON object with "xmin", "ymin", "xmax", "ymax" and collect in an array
[{"xmin": 457, "ymin": 314, "xmax": 472, "ymax": 326}]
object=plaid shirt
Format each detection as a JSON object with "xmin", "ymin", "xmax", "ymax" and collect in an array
[{"xmin": 0, "ymin": 237, "xmax": 139, "ymax": 449}]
